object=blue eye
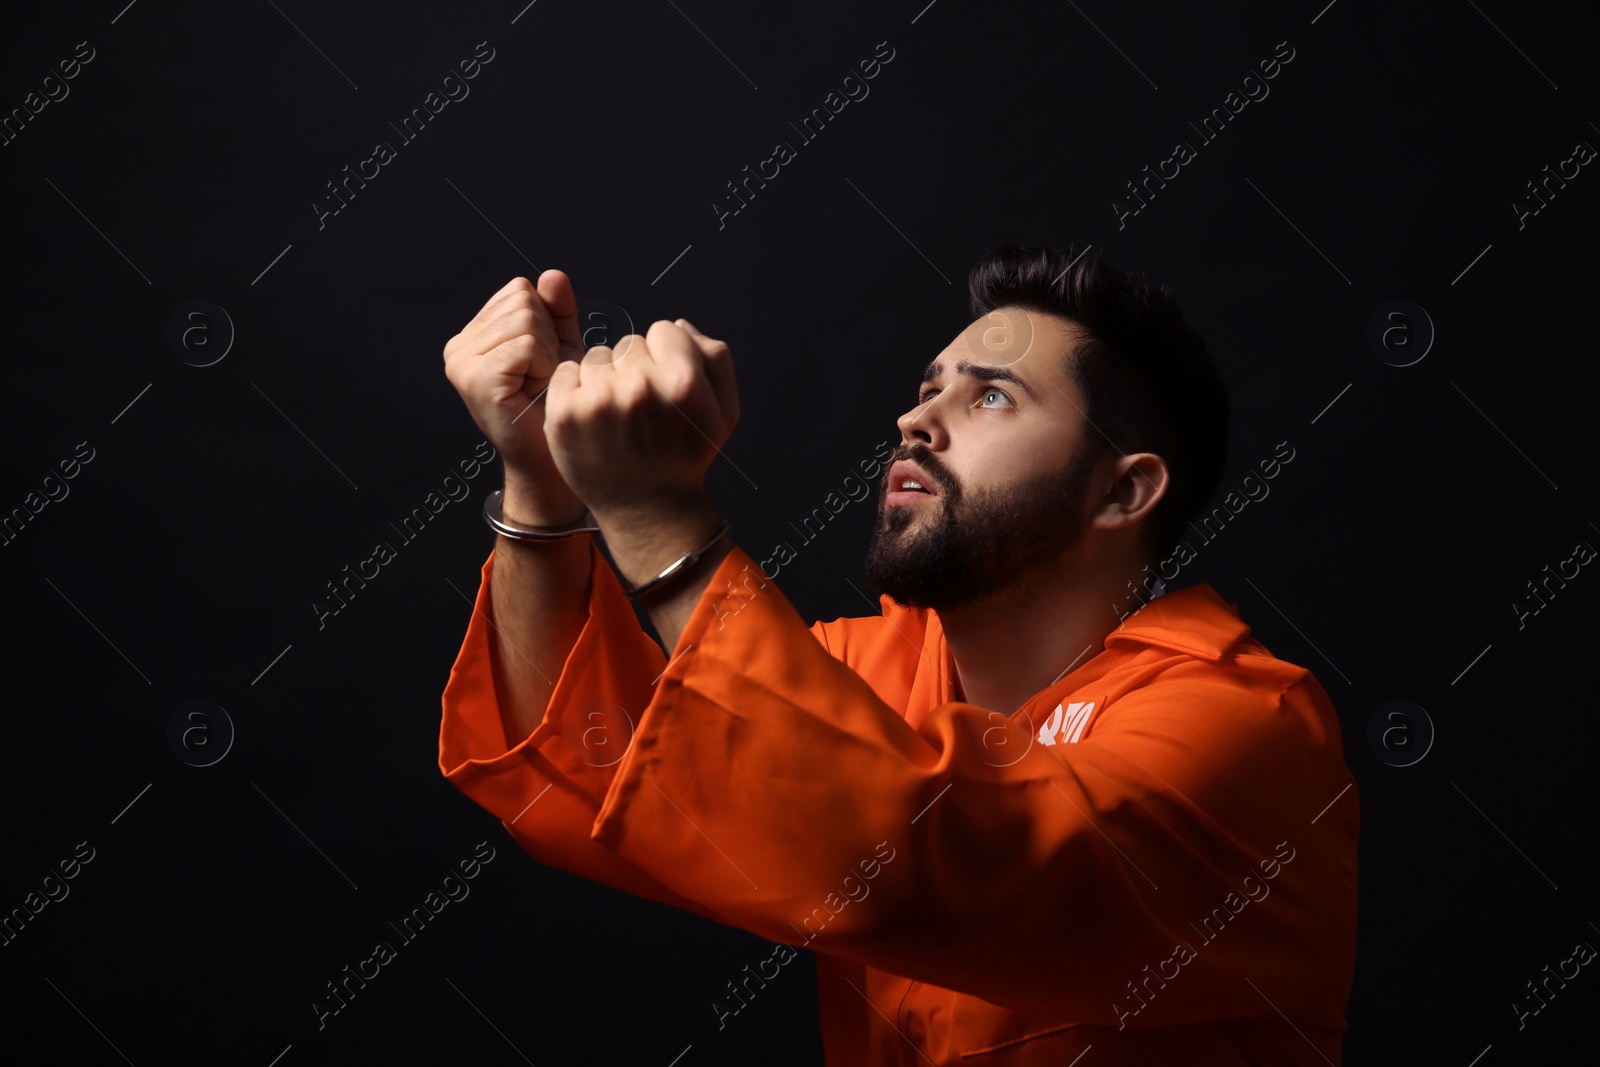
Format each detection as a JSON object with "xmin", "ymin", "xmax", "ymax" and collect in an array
[{"xmin": 917, "ymin": 386, "xmax": 1013, "ymax": 407}]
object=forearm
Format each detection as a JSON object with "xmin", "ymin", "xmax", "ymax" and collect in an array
[
  {"xmin": 487, "ymin": 478, "xmax": 595, "ymax": 747},
  {"xmin": 594, "ymin": 492, "xmax": 735, "ymax": 657},
  {"xmin": 487, "ymin": 481, "xmax": 731, "ymax": 749}
]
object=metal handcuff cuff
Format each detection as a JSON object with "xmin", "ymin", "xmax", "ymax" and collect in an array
[{"xmin": 482, "ymin": 488, "xmax": 731, "ymax": 601}]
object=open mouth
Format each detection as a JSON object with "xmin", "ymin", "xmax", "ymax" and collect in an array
[
  {"xmin": 887, "ymin": 460, "xmax": 940, "ymax": 504},
  {"xmin": 886, "ymin": 481, "xmax": 935, "ymax": 506}
]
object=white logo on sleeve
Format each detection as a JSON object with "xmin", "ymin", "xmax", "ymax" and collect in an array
[{"xmin": 1037, "ymin": 701, "xmax": 1096, "ymax": 746}]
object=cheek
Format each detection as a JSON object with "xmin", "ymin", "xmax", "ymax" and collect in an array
[
  {"xmin": 954, "ymin": 445, "xmax": 1020, "ymax": 497},
  {"xmin": 968, "ymin": 438, "xmax": 1067, "ymax": 501}
]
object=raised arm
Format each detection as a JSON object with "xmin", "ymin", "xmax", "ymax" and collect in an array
[
  {"xmin": 438, "ymin": 274, "xmax": 746, "ymax": 914},
  {"xmin": 443, "ymin": 270, "xmax": 605, "ymax": 748}
]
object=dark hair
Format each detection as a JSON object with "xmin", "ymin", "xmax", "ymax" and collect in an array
[{"xmin": 966, "ymin": 243, "xmax": 1230, "ymax": 571}]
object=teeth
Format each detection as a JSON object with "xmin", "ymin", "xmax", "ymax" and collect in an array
[{"xmin": 901, "ymin": 480, "xmax": 924, "ymax": 491}]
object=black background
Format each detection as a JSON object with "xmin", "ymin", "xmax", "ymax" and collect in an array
[{"xmin": 2, "ymin": 1, "xmax": 1598, "ymax": 1064}]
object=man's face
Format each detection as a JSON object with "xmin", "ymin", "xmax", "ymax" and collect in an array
[{"xmin": 864, "ymin": 307, "xmax": 1104, "ymax": 611}]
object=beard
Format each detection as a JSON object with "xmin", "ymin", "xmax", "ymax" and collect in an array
[{"xmin": 863, "ymin": 443, "xmax": 1102, "ymax": 612}]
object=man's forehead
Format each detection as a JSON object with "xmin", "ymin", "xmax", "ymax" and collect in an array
[{"xmin": 923, "ymin": 307, "xmax": 1081, "ymax": 389}]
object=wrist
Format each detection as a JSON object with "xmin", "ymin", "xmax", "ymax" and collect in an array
[
  {"xmin": 501, "ymin": 476, "xmax": 588, "ymax": 528},
  {"xmin": 595, "ymin": 493, "xmax": 726, "ymax": 592}
]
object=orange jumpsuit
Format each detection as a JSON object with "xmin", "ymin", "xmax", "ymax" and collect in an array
[{"xmin": 439, "ymin": 539, "xmax": 1359, "ymax": 1065}]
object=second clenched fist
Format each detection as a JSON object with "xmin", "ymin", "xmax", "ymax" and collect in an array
[{"xmin": 543, "ymin": 318, "xmax": 740, "ymax": 519}]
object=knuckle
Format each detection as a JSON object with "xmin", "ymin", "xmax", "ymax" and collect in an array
[
  {"xmin": 661, "ymin": 368, "xmax": 696, "ymax": 400},
  {"xmin": 607, "ymin": 337, "xmax": 641, "ymax": 364},
  {"xmin": 617, "ymin": 372, "xmax": 653, "ymax": 409}
]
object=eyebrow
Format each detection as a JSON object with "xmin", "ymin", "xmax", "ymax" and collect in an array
[{"xmin": 919, "ymin": 358, "xmax": 1041, "ymax": 402}]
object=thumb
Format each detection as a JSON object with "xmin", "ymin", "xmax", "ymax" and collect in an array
[{"xmin": 538, "ymin": 269, "xmax": 583, "ymax": 355}]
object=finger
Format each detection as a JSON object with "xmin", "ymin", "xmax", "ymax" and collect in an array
[
  {"xmin": 451, "ymin": 284, "xmax": 535, "ymax": 357},
  {"xmin": 492, "ymin": 275, "xmax": 536, "ymax": 301},
  {"xmin": 464, "ymin": 303, "xmax": 551, "ymax": 376},
  {"xmin": 643, "ymin": 320, "xmax": 703, "ymax": 397},
  {"xmin": 545, "ymin": 356, "xmax": 582, "ymax": 414},
  {"xmin": 473, "ymin": 277, "xmax": 538, "ymax": 331},
  {"xmin": 593, "ymin": 331, "xmax": 650, "ymax": 371},
  {"xmin": 477, "ymin": 333, "xmax": 538, "ymax": 386},
  {"xmin": 473, "ymin": 279, "xmax": 566, "ymax": 363},
  {"xmin": 445, "ymin": 278, "xmax": 530, "ymax": 362},
  {"xmin": 674, "ymin": 318, "xmax": 739, "ymax": 425},
  {"xmin": 536, "ymin": 269, "xmax": 584, "ymax": 361},
  {"xmin": 581, "ymin": 342, "xmax": 620, "ymax": 368}
]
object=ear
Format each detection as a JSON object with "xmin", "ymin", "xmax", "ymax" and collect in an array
[{"xmin": 1100, "ymin": 452, "xmax": 1168, "ymax": 531}]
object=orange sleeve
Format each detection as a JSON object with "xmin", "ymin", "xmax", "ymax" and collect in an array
[
  {"xmin": 586, "ymin": 543, "xmax": 1358, "ymax": 1031},
  {"xmin": 437, "ymin": 538, "xmax": 838, "ymax": 924}
]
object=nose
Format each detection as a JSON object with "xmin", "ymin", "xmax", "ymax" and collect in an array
[{"xmin": 896, "ymin": 395, "xmax": 947, "ymax": 451}]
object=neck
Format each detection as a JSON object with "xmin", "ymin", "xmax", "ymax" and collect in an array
[{"xmin": 938, "ymin": 548, "xmax": 1142, "ymax": 716}]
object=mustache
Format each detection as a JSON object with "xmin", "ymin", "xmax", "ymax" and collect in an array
[{"xmin": 886, "ymin": 445, "xmax": 955, "ymax": 495}]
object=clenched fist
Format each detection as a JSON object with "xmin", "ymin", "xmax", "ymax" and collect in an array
[
  {"xmin": 544, "ymin": 317, "xmax": 740, "ymax": 522},
  {"xmin": 442, "ymin": 271, "xmax": 588, "ymax": 525}
]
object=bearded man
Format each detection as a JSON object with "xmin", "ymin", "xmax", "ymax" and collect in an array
[{"xmin": 438, "ymin": 244, "xmax": 1359, "ymax": 1065}]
